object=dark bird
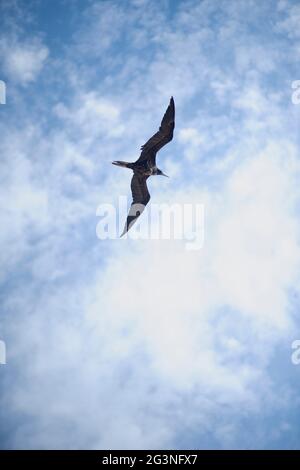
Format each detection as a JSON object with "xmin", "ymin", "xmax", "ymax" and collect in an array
[{"xmin": 112, "ymin": 96, "xmax": 175, "ymax": 236}]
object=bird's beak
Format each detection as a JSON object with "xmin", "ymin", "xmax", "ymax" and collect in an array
[{"xmin": 161, "ymin": 172, "xmax": 169, "ymax": 177}]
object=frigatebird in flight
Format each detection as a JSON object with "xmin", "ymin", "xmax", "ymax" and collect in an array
[{"xmin": 112, "ymin": 96, "xmax": 175, "ymax": 236}]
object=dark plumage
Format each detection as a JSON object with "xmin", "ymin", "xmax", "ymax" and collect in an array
[{"xmin": 112, "ymin": 96, "xmax": 175, "ymax": 236}]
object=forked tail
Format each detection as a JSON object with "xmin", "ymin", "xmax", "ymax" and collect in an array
[{"xmin": 112, "ymin": 160, "xmax": 133, "ymax": 169}]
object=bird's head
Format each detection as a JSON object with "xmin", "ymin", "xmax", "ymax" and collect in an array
[{"xmin": 156, "ymin": 168, "xmax": 169, "ymax": 177}]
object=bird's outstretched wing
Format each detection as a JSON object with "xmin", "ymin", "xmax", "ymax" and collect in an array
[
  {"xmin": 135, "ymin": 96, "xmax": 175, "ymax": 164},
  {"xmin": 121, "ymin": 172, "xmax": 151, "ymax": 236}
]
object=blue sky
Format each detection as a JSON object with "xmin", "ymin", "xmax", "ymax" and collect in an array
[{"xmin": 1, "ymin": 0, "xmax": 300, "ymax": 450}]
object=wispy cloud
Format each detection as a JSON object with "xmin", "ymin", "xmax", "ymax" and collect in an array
[{"xmin": 2, "ymin": 40, "xmax": 48, "ymax": 84}]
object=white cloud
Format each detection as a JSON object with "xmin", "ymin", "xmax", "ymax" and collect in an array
[
  {"xmin": 4, "ymin": 137, "xmax": 299, "ymax": 449},
  {"xmin": 178, "ymin": 128, "xmax": 207, "ymax": 161},
  {"xmin": 89, "ymin": 140, "xmax": 300, "ymax": 387},
  {"xmin": 54, "ymin": 92, "xmax": 124, "ymax": 140},
  {"xmin": 276, "ymin": 3, "xmax": 300, "ymax": 39},
  {"xmin": 1, "ymin": 40, "xmax": 48, "ymax": 84}
]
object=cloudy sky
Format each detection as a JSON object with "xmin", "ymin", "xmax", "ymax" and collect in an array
[{"xmin": 1, "ymin": 0, "xmax": 300, "ymax": 450}]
